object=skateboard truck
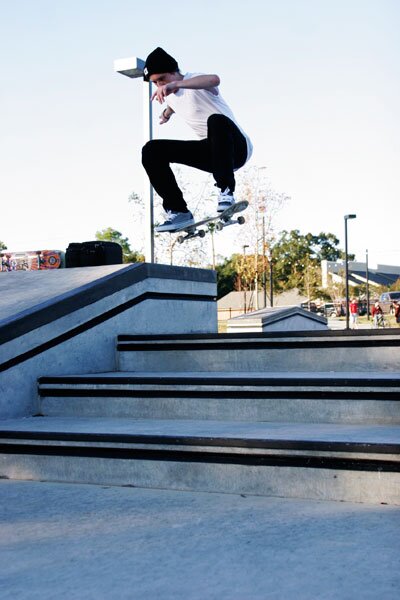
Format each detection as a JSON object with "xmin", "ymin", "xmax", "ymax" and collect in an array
[
  {"xmin": 174, "ymin": 200, "xmax": 248, "ymax": 244},
  {"xmin": 215, "ymin": 214, "xmax": 246, "ymax": 231},
  {"xmin": 177, "ymin": 228, "xmax": 206, "ymax": 244}
]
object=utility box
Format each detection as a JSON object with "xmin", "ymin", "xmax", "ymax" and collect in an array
[{"xmin": 227, "ymin": 306, "xmax": 328, "ymax": 333}]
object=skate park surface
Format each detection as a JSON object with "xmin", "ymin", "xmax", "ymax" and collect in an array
[
  {"xmin": 0, "ymin": 264, "xmax": 129, "ymax": 321},
  {"xmin": 1, "ymin": 265, "xmax": 399, "ymax": 598},
  {"xmin": 1, "ymin": 479, "xmax": 399, "ymax": 600}
]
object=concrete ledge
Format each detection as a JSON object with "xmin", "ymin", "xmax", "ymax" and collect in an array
[
  {"xmin": 0, "ymin": 263, "xmax": 216, "ymax": 345},
  {"xmin": 2, "ymin": 452, "xmax": 399, "ymax": 504},
  {"xmin": 116, "ymin": 336, "xmax": 400, "ymax": 373},
  {"xmin": 1, "ymin": 416, "xmax": 399, "ymax": 504},
  {"xmin": 37, "ymin": 371, "xmax": 400, "ymax": 424},
  {"xmin": 0, "ymin": 264, "xmax": 217, "ymax": 419}
]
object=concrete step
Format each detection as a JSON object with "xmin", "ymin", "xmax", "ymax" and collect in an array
[
  {"xmin": 116, "ymin": 331, "xmax": 400, "ymax": 373},
  {"xmin": 38, "ymin": 371, "xmax": 400, "ymax": 424},
  {"xmin": 0, "ymin": 417, "xmax": 399, "ymax": 505}
]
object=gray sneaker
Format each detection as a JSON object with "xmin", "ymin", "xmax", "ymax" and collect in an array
[
  {"xmin": 217, "ymin": 188, "xmax": 235, "ymax": 213},
  {"xmin": 155, "ymin": 211, "xmax": 195, "ymax": 233}
]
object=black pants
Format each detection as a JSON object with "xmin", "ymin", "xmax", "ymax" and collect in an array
[{"xmin": 142, "ymin": 113, "xmax": 248, "ymax": 212}]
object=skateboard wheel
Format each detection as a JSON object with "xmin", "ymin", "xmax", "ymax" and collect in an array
[
  {"xmin": 177, "ymin": 236, "xmax": 184, "ymax": 244},
  {"xmin": 216, "ymin": 222, "xmax": 224, "ymax": 231},
  {"xmin": 238, "ymin": 216, "xmax": 245, "ymax": 225},
  {"xmin": 199, "ymin": 229, "xmax": 206, "ymax": 238}
]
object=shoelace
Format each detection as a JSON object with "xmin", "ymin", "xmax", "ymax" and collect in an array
[
  {"xmin": 163, "ymin": 210, "xmax": 175, "ymax": 223},
  {"xmin": 219, "ymin": 188, "xmax": 234, "ymax": 201}
]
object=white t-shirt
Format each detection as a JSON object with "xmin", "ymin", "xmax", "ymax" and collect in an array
[{"xmin": 166, "ymin": 72, "xmax": 253, "ymax": 162}]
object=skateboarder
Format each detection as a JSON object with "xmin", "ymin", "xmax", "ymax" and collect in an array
[{"xmin": 141, "ymin": 47, "xmax": 253, "ymax": 232}]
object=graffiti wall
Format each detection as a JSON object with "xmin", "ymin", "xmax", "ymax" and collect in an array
[{"xmin": 0, "ymin": 250, "xmax": 64, "ymax": 271}]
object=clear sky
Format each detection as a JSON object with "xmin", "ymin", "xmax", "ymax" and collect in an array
[{"xmin": 1, "ymin": 0, "xmax": 399, "ymax": 268}]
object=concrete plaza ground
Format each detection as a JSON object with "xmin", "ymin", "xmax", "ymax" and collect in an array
[{"xmin": 1, "ymin": 480, "xmax": 399, "ymax": 599}]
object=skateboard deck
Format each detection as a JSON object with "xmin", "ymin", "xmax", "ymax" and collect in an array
[{"xmin": 174, "ymin": 201, "xmax": 249, "ymax": 244}]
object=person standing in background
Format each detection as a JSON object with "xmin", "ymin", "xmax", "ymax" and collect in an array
[{"xmin": 349, "ymin": 297, "xmax": 359, "ymax": 329}]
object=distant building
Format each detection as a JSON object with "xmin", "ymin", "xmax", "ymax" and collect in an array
[{"xmin": 321, "ymin": 260, "xmax": 400, "ymax": 290}]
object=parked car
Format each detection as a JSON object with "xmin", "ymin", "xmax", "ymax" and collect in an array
[
  {"xmin": 317, "ymin": 302, "xmax": 346, "ymax": 318},
  {"xmin": 379, "ymin": 291, "xmax": 400, "ymax": 314},
  {"xmin": 300, "ymin": 301, "xmax": 318, "ymax": 313},
  {"xmin": 324, "ymin": 303, "xmax": 337, "ymax": 317},
  {"xmin": 317, "ymin": 302, "xmax": 344, "ymax": 317}
]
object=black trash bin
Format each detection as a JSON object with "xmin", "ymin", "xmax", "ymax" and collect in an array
[
  {"xmin": 65, "ymin": 243, "xmax": 83, "ymax": 268},
  {"xmin": 66, "ymin": 241, "xmax": 123, "ymax": 267}
]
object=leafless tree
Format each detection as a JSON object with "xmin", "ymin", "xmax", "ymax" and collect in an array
[
  {"xmin": 233, "ymin": 166, "xmax": 289, "ymax": 305},
  {"xmin": 129, "ymin": 164, "xmax": 288, "ymax": 273}
]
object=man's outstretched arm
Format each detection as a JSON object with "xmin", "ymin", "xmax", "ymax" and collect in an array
[{"xmin": 152, "ymin": 74, "xmax": 220, "ymax": 103}]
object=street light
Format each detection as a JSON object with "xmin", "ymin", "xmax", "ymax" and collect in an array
[
  {"xmin": 269, "ymin": 250, "xmax": 274, "ymax": 308},
  {"xmin": 253, "ymin": 167, "xmax": 266, "ymax": 310},
  {"xmin": 344, "ymin": 214, "xmax": 357, "ymax": 329},
  {"xmin": 243, "ymin": 244, "xmax": 249, "ymax": 314},
  {"xmin": 262, "ymin": 217, "xmax": 267, "ymax": 308},
  {"xmin": 114, "ymin": 56, "xmax": 154, "ymax": 263},
  {"xmin": 366, "ymin": 249, "xmax": 370, "ymax": 321}
]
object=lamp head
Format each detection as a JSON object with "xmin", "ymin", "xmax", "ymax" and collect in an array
[{"xmin": 114, "ymin": 56, "xmax": 145, "ymax": 79}]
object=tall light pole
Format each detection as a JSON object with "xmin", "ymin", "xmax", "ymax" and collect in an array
[
  {"xmin": 243, "ymin": 244, "xmax": 249, "ymax": 314},
  {"xmin": 262, "ymin": 217, "xmax": 267, "ymax": 309},
  {"xmin": 344, "ymin": 214, "xmax": 357, "ymax": 329},
  {"xmin": 366, "ymin": 249, "xmax": 370, "ymax": 321},
  {"xmin": 268, "ymin": 248, "xmax": 274, "ymax": 307},
  {"xmin": 253, "ymin": 167, "xmax": 267, "ymax": 310},
  {"xmin": 114, "ymin": 56, "xmax": 154, "ymax": 263}
]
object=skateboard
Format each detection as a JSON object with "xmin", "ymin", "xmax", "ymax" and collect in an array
[{"xmin": 174, "ymin": 201, "xmax": 249, "ymax": 244}]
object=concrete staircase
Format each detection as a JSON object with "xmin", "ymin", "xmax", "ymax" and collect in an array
[{"xmin": 1, "ymin": 330, "xmax": 400, "ymax": 504}]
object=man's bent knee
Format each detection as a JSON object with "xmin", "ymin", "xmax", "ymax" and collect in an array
[
  {"xmin": 207, "ymin": 113, "xmax": 231, "ymax": 130},
  {"xmin": 142, "ymin": 140, "xmax": 162, "ymax": 166}
]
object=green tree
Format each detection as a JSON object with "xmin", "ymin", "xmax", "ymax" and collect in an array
[
  {"xmin": 272, "ymin": 230, "xmax": 312, "ymax": 292},
  {"xmin": 272, "ymin": 230, "xmax": 347, "ymax": 296},
  {"xmin": 216, "ymin": 229, "xmax": 348, "ymax": 301},
  {"xmin": 390, "ymin": 278, "xmax": 400, "ymax": 292},
  {"xmin": 215, "ymin": 256, "xmax": 239, "ymax": 299},
  {"xmin": 95, "ymin": 228, "xmax": 144, "ymax": 264},
  {"xmin": 0, "ymin": 240, "xmax": 7, "ymax": 251}
]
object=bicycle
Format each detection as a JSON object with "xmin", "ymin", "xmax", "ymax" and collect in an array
[{"xmin": 374, "ymin": 313, "xmax": 388, "ymax": 329}]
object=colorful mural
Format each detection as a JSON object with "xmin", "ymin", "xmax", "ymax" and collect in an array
[{"xmin": 0, "ymin": 250, "xmax": 64, "ymax": 271}]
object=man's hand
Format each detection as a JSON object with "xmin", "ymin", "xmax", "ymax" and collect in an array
[
  {"xmin": 159, "ymin": 112, "xmax": 169, "ymax": 125},
  {"xmin": 159, "ymin": 109, "xmax": 170, "ymax": 125},
  {"xmin": 151, "ymin": 82, "xmax": 179, "ymax": 104},
  {"xmin": 159, "ymin": 107, "xmax": 174, "ymax": 125}
]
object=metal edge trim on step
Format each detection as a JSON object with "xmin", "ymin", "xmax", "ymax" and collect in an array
[
  {"xmin": 37, "ymin": 387, "xmax": 400, "ymax": 401},
  {"xmin": 0, "ymin": 432, "xmax": 399, "ymax": 455},
  {"xmin": 116, "ymin": 339, "xmax": 400, "ymax": 351},
  {"xmin": 0, "ymin": 442, "xmax": 399, "ymax": 472},
  {"xmin": 118, "ymin": 329, "xmax": 400, "ymax": 341},
  {"xmin": 37, "ymin": 374, "xmax": 400, "ymax": 388}
]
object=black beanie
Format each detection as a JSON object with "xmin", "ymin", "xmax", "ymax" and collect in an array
[{"xmin": 143, "ymin": 47, "xmax": 179, "ymax": 81}]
